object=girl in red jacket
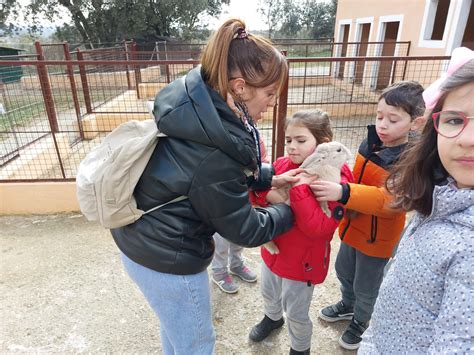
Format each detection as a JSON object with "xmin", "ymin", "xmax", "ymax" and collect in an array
[{"xmin": 248, "ymin": 109, "xmax": 353, "ymax": 355}]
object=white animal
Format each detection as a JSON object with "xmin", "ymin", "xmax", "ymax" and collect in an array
[
  {"xmin": 300, "ymin": 141, "xmax": 352, "ymax": 217},
  {"xmin": 262, "ymin": 141, "xmax": 352, "ymax": 255}
]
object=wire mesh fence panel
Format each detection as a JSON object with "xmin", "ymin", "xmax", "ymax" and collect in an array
[
  {"xmin": 1, "ymin": 61, "xmax": 53, "ymax": 166},
  {"xmin": 0, "ymin": 52, "xmax": 449, "ymax": 182},
  {"xmin": 331, "ymin": 41, "xmax": 411, "ymax": 57},
  {"xmin": 277, "ymin": 56, "xmax": 450, "ymax": 165},
  {"xmin": 75, "ymin": 49, "xmax": 131, "ymax": 114},
  {"xmin": 131, "ymin": 51, "xmax": 199, "ymax": 87},
  {"xmin": 150, "ymin": 41, "xmax": 206, "ymax": 53},
  {"xmin": 39, "ymin": 43, "xmax": 70, "ymax": 75},
  {"xmin": 0, "ymin": 65, "xmax": 66, "ymax": 179},
  {"xmin": 276, "ymin": 41, "xmax": 334, "ymax": 58}
]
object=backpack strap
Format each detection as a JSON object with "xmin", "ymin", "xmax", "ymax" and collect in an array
[{"xmin": 143, "ymin": 196, "xmax": 188, "ymax": 215}]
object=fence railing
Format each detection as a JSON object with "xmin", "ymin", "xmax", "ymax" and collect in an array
[
  {"xmin": 275, "ymin": 55, "xmax": 448, "ymax": 158},
  {"xmin": 134, "ymin": 39, "xmax": 411, "ymax": 59},
  {"xmin": 0, "ymin": 54, "xmax": 449, "ymax": 182}
]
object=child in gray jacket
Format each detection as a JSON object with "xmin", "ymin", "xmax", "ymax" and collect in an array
[{"xmin": 359, "ymin": 47, "xmax": 474, "ymax": 354}]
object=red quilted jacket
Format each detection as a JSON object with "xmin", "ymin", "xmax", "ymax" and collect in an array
[{"xmin": 250, "ymin": 157, "xmax": 354, "ymax": 285}]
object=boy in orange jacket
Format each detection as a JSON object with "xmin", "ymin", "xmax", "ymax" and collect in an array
[{"xmin": 311, "ymin": 81, "xmax": 425, "ymax": 350}]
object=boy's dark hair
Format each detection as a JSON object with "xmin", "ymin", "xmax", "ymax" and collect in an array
[
  {"xmin": 386, "ymin": 61, "xmax": 474, "ymax": 215},
  {"xmin": 379, "ymin": 80, "xmax": 425, "ymax": 119}
]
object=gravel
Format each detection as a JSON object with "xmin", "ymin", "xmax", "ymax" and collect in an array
[{"xmin": 1, "ymin": 213, "xmax": 354, "ymax": 354}]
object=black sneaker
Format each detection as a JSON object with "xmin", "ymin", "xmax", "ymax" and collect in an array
[
  {"xmin": 249, "ymin": 315, "xmax": 284, "ymax": 342},
  {"xmin": 318, "ymin": 300, "xmax": 354, "ymax": 322},
  {"xmin": 289, "ymin": 348, "xmax": 310, "ymax": 355},
  {"xmin": 338, "ymin": 318, "xmax": 368, "ymax": 350}
]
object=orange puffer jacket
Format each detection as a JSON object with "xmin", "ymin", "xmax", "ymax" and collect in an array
[{"xmin": 339, "ymin": 126, "xmax": 407, "ymax": 258}]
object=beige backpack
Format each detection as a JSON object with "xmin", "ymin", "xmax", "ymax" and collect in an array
[{"xmin": 76, "ymin": 119, "xmax": 186, "ymax": 228}]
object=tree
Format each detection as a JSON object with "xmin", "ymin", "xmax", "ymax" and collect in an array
[
  {"xmin": 278, "ymin": 0, "xmax": 302, "ymax": 38},
  {"xmin": 23, "ymin": 0, "xmax": 230, "ymax": 47},
  {"xmin": 258, "ymin": 0, "xmax": 337, "ymax": 39},
  {"xmin": 52, "ymin": 23, "xmax": 82, "ymax": 44},
  {"xmin": 258, "ymin": 0, "xmax": 282, "ymax": 39},
  {"xmin": 301, "ymin": 0, "xmax": 337, "ymax": 39},
  {"xmin": 0, "ymin": 0, "xmax": 22, "ymax": 34}
]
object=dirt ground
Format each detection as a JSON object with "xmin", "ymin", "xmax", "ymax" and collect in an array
[{"xmin": 1, "ymin": 213, "xmax": 355, "ymax": 354}]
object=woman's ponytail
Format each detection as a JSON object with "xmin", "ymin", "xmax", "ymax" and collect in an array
[{"xmin": 201, "ymin": 18, "xmax": 288, "ymax": 99}]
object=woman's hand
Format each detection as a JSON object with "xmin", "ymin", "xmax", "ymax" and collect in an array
[
  {"xmin": 271, "ymin": 168, "xmax": 303, "ymax": 188},
  {"xmin": 293, "ymin": 172, "xmax": 319, "ymax": 186},
  {"xmin": 266, "ymin": 189, "xmax": 288, "ymax": 204},
  {"xmin": 310, "ymin": 180, "xmax": 343, "ymax": 202}
]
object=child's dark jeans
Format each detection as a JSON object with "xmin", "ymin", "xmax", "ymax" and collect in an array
[{"xmin": 335, "ymin": 242, "xmax": 389, "ymax": 323}]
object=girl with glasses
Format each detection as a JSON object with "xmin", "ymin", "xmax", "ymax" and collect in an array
[{"xmin": 359, "ymin": 47, "xmax": 474, "ymax": 353}]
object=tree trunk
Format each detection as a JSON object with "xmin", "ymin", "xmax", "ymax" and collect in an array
[{"xmin": 58, "ymin": 0, "xmax": 98, "ymax": 47}]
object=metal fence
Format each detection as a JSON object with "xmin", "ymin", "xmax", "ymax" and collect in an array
[
  {"xmin": 0, "ymin": 49, "xmax": 449, "ymax": 182},
  {"xmin": 274, "ymin": 55, "xmax": 448, "ymax": 161},
  {"xmin": 133, "ymin": 39, "xmax": 410, "ymax": 59}
]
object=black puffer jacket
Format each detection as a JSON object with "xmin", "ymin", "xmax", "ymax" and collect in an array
[{"xmin": 111, "ymin": 67, "xmax": 293, "ymax": 275}]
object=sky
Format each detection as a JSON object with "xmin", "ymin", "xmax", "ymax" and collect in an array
[
  {"xmin": 11, "ymin": 0, "xmax": 266, "ymax": 34},
  {"xmin": 209, "ymin": 0, "xmax": 267, "ymax": 31},
  {"xmin": 14, "ymin": 0, "xmax": 335, "ymax": 37},
  {"xmin": 212, "ymin": 0, "xmax": 330, "ymax": 30}
]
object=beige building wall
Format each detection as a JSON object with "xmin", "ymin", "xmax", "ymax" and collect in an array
[
  {"xmin": 335, "ymin": 0, "xmax": 472, "ymax": 57},
  {"xmin": 0, "ymin": 182, "xmax": 79, "ymax": 215}
]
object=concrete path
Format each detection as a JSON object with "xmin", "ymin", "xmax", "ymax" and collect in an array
[{"xmin": 1, "ymin": 213, "xmax": 354, "ymax": 354}]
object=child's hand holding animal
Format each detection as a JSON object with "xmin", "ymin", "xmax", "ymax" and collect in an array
[
  {"xmin": 310, "ymin": 180, "xmax": 343, "ymax": 201},
  {"xmin": 266, "ymin": 189, "xmax": 288, "ymax": 205},
  {"xmin": 299, "ymin": 141, "xmax": 352, "ymax": 217},
  {"xmin": 262, "ymin": 169, "xmax": 306, "ymax": 254}
]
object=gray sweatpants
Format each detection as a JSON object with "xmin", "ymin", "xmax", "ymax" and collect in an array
[
  {"xmin": 335, "ymin": 242, "xmax": 389, "ymax": 323},
  {"xmin": 211, "ymin": 233, "xmax": 244, "ymax": 277},
  {"xmin": 261, "ymin": 263, "xmax": 315, "ymax": 352}
]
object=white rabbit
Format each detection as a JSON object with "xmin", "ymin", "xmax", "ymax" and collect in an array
[
  {"xmin": 263, "ymin": 141, "xmax": 352, "ymax": 254},
  {"xmin": 300, "ymin": 141, "xmax": 352, "ymax": 217}
]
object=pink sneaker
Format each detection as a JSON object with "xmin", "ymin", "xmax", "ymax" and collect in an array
[
  {"xmin": 212, "ymin": 274, "xmax": 239, "ymax": 294},
  {"xmin": 230, "ymin": 265, "xmax": 257, "ymax": 283}
]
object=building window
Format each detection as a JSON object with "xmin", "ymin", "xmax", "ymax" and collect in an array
[
  {"xmin": 431, "ymin": 0, "xmax": 451, "ymax": 39},
  {"xmin": 460, "ymin": 2, "xmax": 474, "ymax": 49},
  {"xmin": 424, "ymin": 0, "xmax": 451, "ymax": 40}
]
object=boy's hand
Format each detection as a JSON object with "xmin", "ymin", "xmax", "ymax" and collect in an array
[
  {"xmin": 310, "ymin": 181, "xmax": 343, "ymax": 202},
  {"xmin": 271, "ymin": 168, "xmax": 303, "ymax": 188}
]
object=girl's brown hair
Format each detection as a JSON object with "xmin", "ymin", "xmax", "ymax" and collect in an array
[
  {"xmin": 285, "ymin": 109, "xmax": 333, "ymax": 143},
  {"xmin": 200, "ymin": 18, "xmax": 288, "ymax": 99},
  {"xmin": 386, "ymin": 60, "xmax": 474, "ymax": 215}
]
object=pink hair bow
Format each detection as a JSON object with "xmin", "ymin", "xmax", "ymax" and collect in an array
[{"xmin": 423, "ymin": 47, "xmax": 474, "ymax": 110}]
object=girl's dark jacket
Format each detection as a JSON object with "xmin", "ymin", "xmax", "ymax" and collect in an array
[{"xmin": 111, "ymin": 67, "xmax": 293, "ymax": 275}]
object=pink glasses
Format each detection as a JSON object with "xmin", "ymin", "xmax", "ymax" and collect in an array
[{"xmin": 432, "ymin": 110, "xmax": 473, "ymax": 138}]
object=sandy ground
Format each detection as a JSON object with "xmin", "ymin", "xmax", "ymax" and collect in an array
[{"xmin": 1, "ymin": 213, "xmax": 355, "ymax": 354}]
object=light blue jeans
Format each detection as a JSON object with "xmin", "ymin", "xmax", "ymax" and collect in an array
[{"xmin": 121, "ymin": 253, "xmax": 216, "ymax": 355}]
